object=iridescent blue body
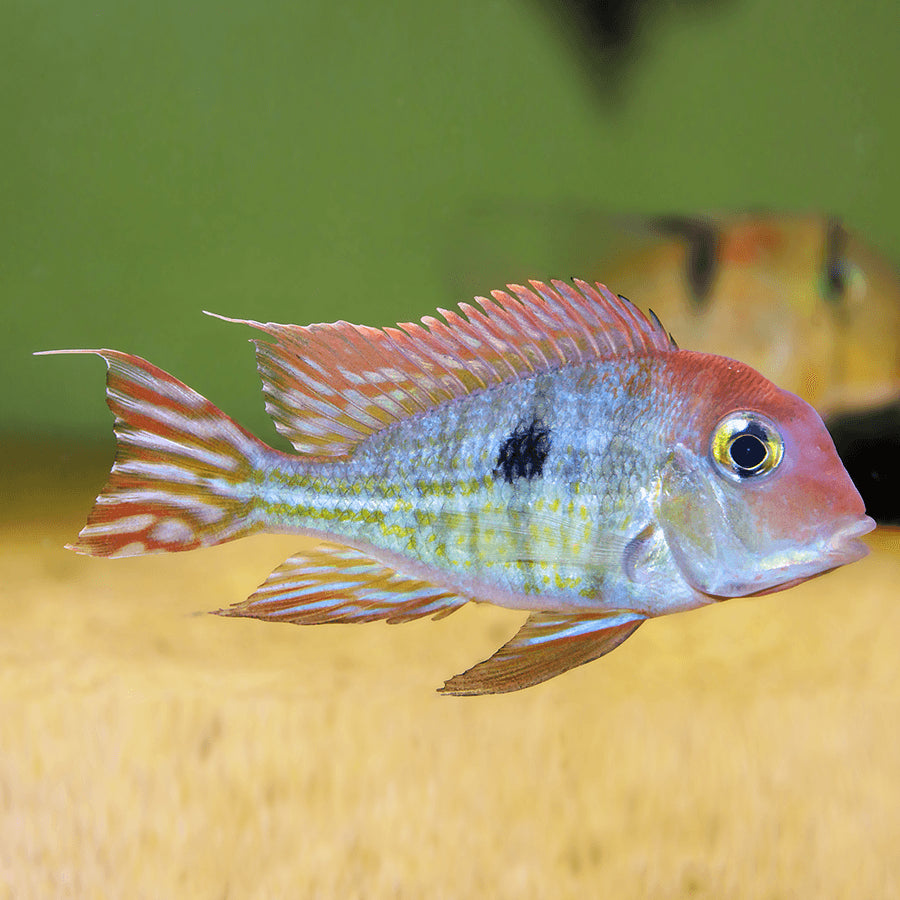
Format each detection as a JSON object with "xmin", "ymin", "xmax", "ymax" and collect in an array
[{"xmin": 249, "ymin": 357, "xmax": 689, "ymax": 618}]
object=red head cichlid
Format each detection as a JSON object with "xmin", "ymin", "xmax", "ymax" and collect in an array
[{"xmin": 38, "ymin": 280, "xmax": 875, "ymax": 694}]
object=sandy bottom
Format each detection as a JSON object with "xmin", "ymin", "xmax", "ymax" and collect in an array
[{"xmin": 2, "ymin": 443, "xmax": 899, "ymax": 898}]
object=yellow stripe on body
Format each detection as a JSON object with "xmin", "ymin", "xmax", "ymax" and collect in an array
[{"xmin": 253, "ymin": 465, "xmax": 604, "ymax": 603}]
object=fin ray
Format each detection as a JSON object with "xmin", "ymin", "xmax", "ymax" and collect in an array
[
  {"xmin": 215, "ymin": 542, "xmax": 468, "ymax": 625},
  {"xmin": 39, "ymin": 350, "xmax": 266, "ymax": 557},
  {"xmin": 440, "ymin": 611, "xmax": 644, "ymax": 696}
]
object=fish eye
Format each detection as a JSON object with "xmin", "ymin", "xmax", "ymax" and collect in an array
[
  {"xmin": 818, "ymin": 259, "xmax": 867, "ymax": 306},
  {"xmin": 710, "ymin": 413, "xmax": 784, "ymax": 482}
]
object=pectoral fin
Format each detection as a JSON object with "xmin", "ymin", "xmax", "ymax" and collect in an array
[{"xmin": 439, "ymin": 611, "xmax": 645, "ymax": 696}]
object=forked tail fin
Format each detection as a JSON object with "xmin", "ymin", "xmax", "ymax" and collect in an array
[{"xmin": 37, "ymin": 349, "xmax": 270, "ymax": 557}]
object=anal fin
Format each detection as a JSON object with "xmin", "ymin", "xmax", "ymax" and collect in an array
[
  {"xmin": 439, "ymin": 611, "xmax": 644, "ymax": 696},
  {"xmin": 215, "ymin": 542, "xmax": 468, "ymax": 625}
]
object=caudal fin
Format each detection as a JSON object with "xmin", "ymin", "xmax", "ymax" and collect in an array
[{"xmin": 37, "ymin": 349, "xmax": 269, "ymax": 557}]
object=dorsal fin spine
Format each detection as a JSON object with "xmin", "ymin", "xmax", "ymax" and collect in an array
[
  {"xmin": 419, "ymin": 316, "xmax": 491, "ymax": 392},
  {"xmin": 616, "ymin": 300, "xmax": 651, "ymax": 351},
  {"xmin": 395, "ymin": 322, "xmax": 475, "ymax": 397},
  {"xmin": 326, "ymin": 327, "xmax": 416, "ymax": 420},
  {"xmin": 433, "ymin": 307, "xmax": 509, "ymax": 386},
  {"xmin": 527, "ymin": 282, "xmax": 593, "ymax": 364},
  {"xmin": 531, "ymin": 283, "xmax": 589, "ymax": 360},
  {"xmin": 575, "ymin": 281, "xmax": 637, "ymax": 352},
  {"xmin": 559, "ymin": 282, "xmax": 616, "ymax": 354},
  {"xmin": 342, "ymin": 324, "xmax": 433, "ymax": 417},
  {"xmin": 552, "ymin": 281, "xmax": 618, "ymax": 354},
  {"xmin": 456, "ymin": 302, "xmax": 535, "ymax": 379},
  {"xmin": 524, "ymin": 285, "xmax": 587, "ymax": 364},
  {"xmin": 508, "ymin": 285, "xmax": 569, "ymax": 366},
  {"xmin": 380, "ymin": 327, "xmax": 457, "ymax": 407},
  {"xmin": 487, "ymin": 292, "xmax": 550, "ymax": 369},
  {"xmin": 494, "ymin": 292, "xmax": 550, "ymax": 368}
]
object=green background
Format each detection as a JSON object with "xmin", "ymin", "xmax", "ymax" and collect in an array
[{"xmin": 6, "ymin": 0, "xmax": 898, "ymax": 443}]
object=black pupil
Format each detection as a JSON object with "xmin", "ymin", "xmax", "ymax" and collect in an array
[{"xmin": 729, "ymin": 433, "xmax": 768, "ymax": 471}]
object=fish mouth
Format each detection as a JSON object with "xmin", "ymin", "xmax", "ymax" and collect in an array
[
  {"xmin": 826, "ymin": 514, "xmax": 877, "ymax": 564},
  {"xmin": 697, "ymin": 514, "xmax": 877, "ymax": 601}
]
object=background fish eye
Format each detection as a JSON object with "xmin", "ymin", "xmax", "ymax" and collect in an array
[
  {"xmin": 819, "ymin": 259, "xmax": 867, "ymax": 306},
  {"xmin": 710, "ymin": 413, "xmax": 784, "ymax": 482}
]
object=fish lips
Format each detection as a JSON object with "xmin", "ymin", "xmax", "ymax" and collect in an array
[
  {"xmin": 706, "ymin": 514, "xmax": 876, "ymax": 600},
  {"xmin": 824, "ymin": 514, "xmax": 877, "ymax": 564}
]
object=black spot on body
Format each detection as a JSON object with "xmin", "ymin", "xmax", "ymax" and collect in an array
[{"xmin": 494, "ymin": 418, "xmax": 552, "ymax": 484}]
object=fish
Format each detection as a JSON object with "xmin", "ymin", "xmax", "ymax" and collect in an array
[
  {"xmin": 37, "ymin": 279, "xmax": 875, "ymax": 695},
  {"xmin": 449, "ymin": 209, "xmax": 900, "ymax": 417}
]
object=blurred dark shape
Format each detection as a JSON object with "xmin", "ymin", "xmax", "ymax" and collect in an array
[
  {"xmin": 827, "ymin": 402, "xmax": 900, "ymax": 525},
  {"xmin": 650, "ymin": 215, "xmax": 721, "ymax": 306},
  {"xmin": 530, "ymin": 0, "xmax": 732, "ymax": 103},
  {"xmin": 824, "ymin": 218, "xmax": 851, "ymax": 306},
  {"xmin": 554, "ymin": 0, "xmax": 643, "ymax": 52}
]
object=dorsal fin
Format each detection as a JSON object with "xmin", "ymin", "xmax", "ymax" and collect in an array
[{"xmin": 210, "ymin": 279, "xmax": 676, "ymax": 458}]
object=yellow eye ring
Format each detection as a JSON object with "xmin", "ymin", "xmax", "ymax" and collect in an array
[{"xmin": 710, "ymin": 412, "xmax": 784, "ymax": 482}]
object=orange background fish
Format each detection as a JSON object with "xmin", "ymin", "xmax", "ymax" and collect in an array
[{"xmin": 451, "ymin": 210, "xmax": 900, "ymax": 417}]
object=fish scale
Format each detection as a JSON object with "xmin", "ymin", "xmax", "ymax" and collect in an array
[{"xmin": 37, "ymin": 278, "xmax": 874, "ymax": 694}]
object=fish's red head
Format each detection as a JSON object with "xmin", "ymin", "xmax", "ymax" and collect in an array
[{"xmin": 656, "ymin": 352, "xmax": 874, "ymax": 598}]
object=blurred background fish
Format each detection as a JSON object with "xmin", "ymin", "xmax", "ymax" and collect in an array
[{"xmin": 447, "ymin": 207, "xmax": 900, "ymax": 521}]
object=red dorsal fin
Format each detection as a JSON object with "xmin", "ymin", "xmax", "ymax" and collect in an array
[
  {"xmin": 439, "ymin": 610, "xmax": 645, "ymax": 696},
  {"xmin": 209, "ymin": 279, "xmax": 676, "ymax": 458}
]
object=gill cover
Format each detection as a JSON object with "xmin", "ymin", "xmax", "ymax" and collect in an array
[{"xmin": 656, "ymin": 443, "xmax": 770, "ymax": 598}]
